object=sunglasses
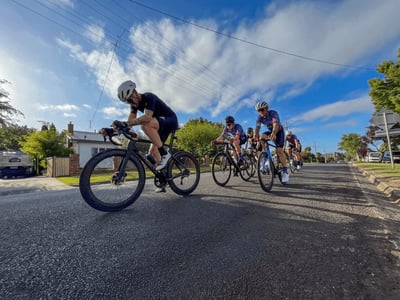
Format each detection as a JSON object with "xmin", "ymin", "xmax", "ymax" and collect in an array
[
  {"xmin": 257, "ymin": 108, "xmax": 266, "ymax": 112},
  {"xmin": 226, "ymin": 123, "xmax": 233, "ymax": 126}
]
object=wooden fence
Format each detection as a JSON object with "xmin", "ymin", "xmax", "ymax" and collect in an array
[{"xmin": 47, "ymin": 157, "xmax": 70, "ymax": 177}]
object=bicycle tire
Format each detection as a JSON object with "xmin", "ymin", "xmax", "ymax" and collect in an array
[
  {"xmin": 167, "ymin": 151, "xmax": 200, "ymax": 195},
  {"xmin": 248, "ymin": 153, "xmax": 257, "ymax": 177},
  {"xmin": 211, "ymin": 152, "xmax": 231, "ymax": 186},
  {"xmin": 257, "ymin": 152, "xmax": 274, "ymax": 192},
  {"xmin": 239, "ymin": 153, "xmax": 253, "ymax": 181},
  {"xmin": 79, "ymin": 149, "xmax": 146, "ymax": 212},
  {"xmin": 286, "ymin": 153, "xmax": 296, "ymax": 174}
]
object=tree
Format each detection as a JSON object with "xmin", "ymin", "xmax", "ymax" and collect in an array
[
  {"xmin": 369, "ymin": 48, "xmax": 400, "ymax": 114},
  {"xmin": 302, "ymin": 146, "xmax": 315, "ymax": 163},
  {"xmin": 19, "ymin": 124, "xmax": 72, "ymax": 172},
  {"xmin": 0, "ymin": 79, "xmax": 24, "ymax": 127},
  {"xmin": 175, "ymin": 118, "xmax": 222, "ymax": 161},
  {"xmin": 0, "ymin": 123, "xmax": 35, "ymax": 150},
  {"xmin": 338, "ymin": 133, "xmax": 364, "ymax": 160}
]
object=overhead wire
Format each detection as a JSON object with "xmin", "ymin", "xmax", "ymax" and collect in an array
[{"xmin": 129, "ymin": 0, "xmax": 375, "ymax": 71}]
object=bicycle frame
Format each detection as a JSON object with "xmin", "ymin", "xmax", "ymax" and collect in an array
[
  {"xmin": 111, "ymin": 130, "xmax": 179, "ymax": 183},
  {"xmin": 220, "ymin": 142, "xmax": 242, "ymax": 173}
]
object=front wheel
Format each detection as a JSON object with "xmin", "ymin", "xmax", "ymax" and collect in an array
[
  {"xmin": 257, "ymin": 152, "xmax": 274, "ymax": 192},
  {"xmin": 212, "ymin": 152, "xmax": 231, "ymax": 186},
  {"xmin": 167, "ymin": 151, "xmax": 200, "ymax": 195},
  {"xmin": 238, "ymin": 153, "xmax": 253, "ymax": 181},
  {"xmin": 79, "ymin": 149, "xmax": 146, "ymax": 212},
  {"xmin": 286, "ymin": 153, "xmax": 296, "ymax": 174}
]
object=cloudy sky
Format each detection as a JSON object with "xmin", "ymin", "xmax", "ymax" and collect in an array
[{"xmin": 1, "ymin": 0, "xmax": 400, "ymax": 153}]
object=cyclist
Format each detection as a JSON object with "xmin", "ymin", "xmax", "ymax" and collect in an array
[
  {"xmin": 212, "ymin": 115, "xmax": 246, "ymax": 164},
  {"xmin": 244, "ymin": 127, "xmax": 261, "ymax": 154},
  {"xmin": 253, "ymin": 101, "xmax": 289, "ymax": 183},
  {"xmin": 285, "ymin": 131, "xmax": 303, "ymax": 170},
  {"xmin": 115, "ymin": 80, "xmax": 178, "ymax": 170}
]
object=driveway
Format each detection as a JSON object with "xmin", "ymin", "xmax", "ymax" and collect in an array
[{"xmin": 0, "ymin": 176, "xmax": 74, "ymax": 196}]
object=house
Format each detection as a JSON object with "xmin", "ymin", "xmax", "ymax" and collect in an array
[{"xmin": 66, "ymin": 122, "xmax": 118, "ymax": 168}]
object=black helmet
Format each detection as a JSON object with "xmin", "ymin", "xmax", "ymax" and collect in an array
[
  {"xmin": 247, "ymin": 127, "xmax": 253, "ymax": 134},
  {"xmin": 225, "ymin": 116, "xmax": 235, "ymax": 123}
]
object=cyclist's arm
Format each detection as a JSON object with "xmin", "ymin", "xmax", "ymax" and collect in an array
[
  {"xmin": 254, "ymin": 125, "xmax": 261, "ymax": 140},
  {"xmin": 270, "ymin": 122, "xmax": 279, "ymax": 141},
  {"xmin": 127, "ymin": 109, "xmax": 153, "ymax": 126}
]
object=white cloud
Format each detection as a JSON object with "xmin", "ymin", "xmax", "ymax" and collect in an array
[
  {"xmin": 38, "ymin": 104, "xmax": 80, "ymax": 111},
  {"xmin": 102, "ymin": 106, "xmax": 129, "ymax": 119},
  {"xmin": 289, "ymin": 95, "xmax": 374, "ymax": 123},
  {"xmin": 63, "ymin": 112, "xmax": 77, "ymax": 118},
  {"xmin": 56, "ymin": 0, "xmax": 400, "ymax": 118},
  {"xmin": 323, "ymin": 119, "xmax": 359, "ymax": 129},
  {"xmin": 84, "ymin": 24, "xmax": 105, "ymax": 44}
]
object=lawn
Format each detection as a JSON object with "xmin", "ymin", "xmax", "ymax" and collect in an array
[{"xmin": 353, "ymin": 162, "xmax": 400, "ymax": 188}]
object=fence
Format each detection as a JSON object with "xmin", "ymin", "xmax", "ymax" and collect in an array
[{"xmin": 46, "ymin": 154, "xmax": 80, "ymax": 177}]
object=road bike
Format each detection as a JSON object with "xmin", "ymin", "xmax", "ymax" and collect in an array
[
  {"xmin": 79, "ymin": 121, "xmax": 200, "ymax": 212},
  {"xmin": 286, "ymin": 152, "xmax": 297, "ymax": 174},
  {"xmin": 286, "ymin": 150, "xmax": 302, "ymax": 173},
  {"xmin": 211, "ymin": 133, "xmax": 254, "ymax": 186},
  {"xmin": 257, "ymin": 138, "xmax": 287, "ymax": 192},
  {"xmin": 243, "ymin": 145, "xmax": 259, "ymax": 178}
]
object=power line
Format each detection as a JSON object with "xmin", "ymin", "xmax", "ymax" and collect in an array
[{"xmin": 129, "ymin": 0, "xmax": 375, "ymax": 71}]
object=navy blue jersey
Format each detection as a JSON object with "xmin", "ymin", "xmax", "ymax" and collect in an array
[
  {"xmin": 131, "ymin": 92, "xmax": 177, "ymax": 120},
  {"xmin": 221, "ymin": 123, "xmax": 246, "ymax": 145},
  {"xmin": 255, "ymin": 109, "xmax": 283, "ymax": 131}
]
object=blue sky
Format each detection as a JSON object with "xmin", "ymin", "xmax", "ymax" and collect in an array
[{"xmin": 1, "ymin": 0, "xmax": 400, "ymax": 153}]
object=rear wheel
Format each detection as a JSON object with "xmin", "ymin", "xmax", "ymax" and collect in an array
[
  {"xmin": 212, "ymin": 152, "xmax": 231, "ymax": 186},
  {"xmin": 167, "ymin": 151, "xmax": 200, "ymax": 195},
  {"xmin": 257, "ymin": 152, "xmax": 274, "ymax": 192},
  {"xmin": 239, "ymin": 153, "xmax": 253, "ymax": 181},
  {"xmin": 79, "ymin": 149, "xmax": 145, "ymax": 212}
]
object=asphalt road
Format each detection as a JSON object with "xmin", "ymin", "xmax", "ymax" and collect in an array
[{"xmin": 1, "ymin": 164, "xmax": 400, "ymax": 299}]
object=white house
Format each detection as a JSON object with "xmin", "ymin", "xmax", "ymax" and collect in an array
[{"xmin": 66, "ymin": 122, "xmax": 118, "ymax": 168}]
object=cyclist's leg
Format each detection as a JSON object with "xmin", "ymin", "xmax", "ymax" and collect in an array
[
  {"xmin": 275, "ymin": 131, "xmax": 287, "ymax": 168},
  {"xmin": 141, "ymin": 118, "xmax": 162, "ymax": 162},
  {"xmin": 232, "ymin": 137, "xmax": 242, "ymax": 161}
]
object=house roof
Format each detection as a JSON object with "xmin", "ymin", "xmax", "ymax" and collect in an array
[{"xmin": 68, "ymin": 130, "xmax": 105, "ymax": 142}]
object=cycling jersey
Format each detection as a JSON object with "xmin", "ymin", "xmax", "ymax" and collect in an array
[
  {"xmin": 286, "ymin": 134, "xmax": 302, "ymax": 151},
  {"xmin": 256, "ymin": 109, "xmax": 285, "ymax": 147},
  {"xmin": 130, "ymin": 92, "xmax": 178, "ymax": 142},
  {"xmin": 286, "ymin": 134, "xmax": 300, "ymax": 146},
  {"xmin": 221, "ymin": 123, "xmax": 246, "ymax": 145},
  {"xmin": 255, "ymin": 110, "xmax": 283, "ymax": 131}
]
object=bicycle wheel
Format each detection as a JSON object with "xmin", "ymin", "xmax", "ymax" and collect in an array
[
  {"xmin": 248, "ymin": 153, "xmax": 257, "ymax": 177},
  {"xmin": 257, "ymin": 152, "xmax": 274, "ymax": 192},
  {"xmin": 79, "ymin": 149, "xmax": 146, "ymax": 212},
  {"xmin": 287, "ymin": 153, "xmax": 296, "ymax": 174},
  {"xmin": 167, "ymin": 151, "xmax": 200, "ymax": 195},
  {"xmin": 239, "ymin": 153, "xmax": 253, "ymax": 181},
  {"xmin": 212, "ymin": 152, "xmax": 232, "ymax": 186}
]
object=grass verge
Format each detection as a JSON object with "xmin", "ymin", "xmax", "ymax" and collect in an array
[{"xmin": 353, "ymin": 162, "xmax": 400, "ymax": 189}]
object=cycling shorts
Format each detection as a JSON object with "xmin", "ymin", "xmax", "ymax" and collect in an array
[{"xmin": 156, "ymin": 116, "xmax": 179, "ymax": 143}]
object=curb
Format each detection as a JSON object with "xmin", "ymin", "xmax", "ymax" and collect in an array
[{"xmin": 357, "ymin": 167, "xmax": 400, "ymax": 205}]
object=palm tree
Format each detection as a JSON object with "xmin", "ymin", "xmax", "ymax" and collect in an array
[{"xmin": 0, "ymin": 79, "xmax": 23, "ymax": 127}]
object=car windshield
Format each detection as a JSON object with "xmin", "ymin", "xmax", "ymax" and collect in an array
[{"xmin": 369, "ymin": 153, "xmax": 380, "ymax": 157}]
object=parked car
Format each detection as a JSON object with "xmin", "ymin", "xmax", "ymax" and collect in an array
[
  {"xmin": 367, "ymin": 151, "xmax": 382, "ymax": 163},
  {"xmin": 0, "ymin": 150, "xmax": 35, "ymax": 178},
  {"xmin": 382, "ymin": 151, "xmax": 400, "ymax": 163}
]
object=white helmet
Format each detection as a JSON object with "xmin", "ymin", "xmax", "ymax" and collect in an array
[
  {"xmin": 286, "ymin": 130, "xmax": 292, "ymax": 136},
  {"xmin": 255, "ymin": 101, "xmax": 268, "ymax": 111},
  {"xmin": 117, "ymin": 80, "xmax": 136, "ymax": 103}
]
